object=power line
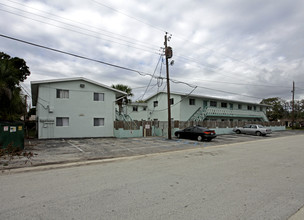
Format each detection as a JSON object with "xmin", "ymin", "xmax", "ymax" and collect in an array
[
  {"xmin": 5, "ymin": 0, "xmax": 160, "ymax": 49},
  {"xmin": 173, "ymin": 53, "xmax": 246, "ymax": 82},
  {"xmin": 0, "ymin": 33, "xmax": 152, "ymax": 76},
  {"xmin": 89, "ymin": 0, "xmax": 302, "ymax": 82},
  {"xmin": 90, "ymin": 0, "xmax": 166, "ymax": 33},
  {"xmin": 0, "ymin": 6, "xmax": 160, "ymax": 55},
  {"xmin": 173, "ymin": 35, "xmax": 264, "ymax": 73},
  {"xmin": 89, "ymin": 0, "xmax": 276, "ymax": 75},
  {"xmin": 152, "ymin": 86, "xmax": 198, "ymax": 112},
  {"xmin": 138, "ymin": 54, "xmax": 162, "ymax": 100},
  {"xmin": 5, "ymin": 0, "xmax": 301, "ymax": 88},
  {"xmin": 0, "ymin": 33, "xmax": 287, "ymax": 101},
  {"xmin": 179, "ymin": 78, "xmax": 292, "ymax": 89}
]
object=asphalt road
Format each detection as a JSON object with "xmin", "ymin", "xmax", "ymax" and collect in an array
[{"xmin": 1, "ymin": 134, "xmax": 304, "ymax": 219}]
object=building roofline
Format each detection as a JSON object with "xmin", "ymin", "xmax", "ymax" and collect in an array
[
  {"xmin": 31, "ymin": 77, "xmax": 127, "ymax": 106},
  {"xmin": 144, "ymin": 91, "xmax": 271, "ymax": 107}
]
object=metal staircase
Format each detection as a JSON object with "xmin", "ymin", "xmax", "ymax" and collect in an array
[
  {"xmin": 188, "ymin": 106, "xmax": 269, "ymax": 122},
  {"xmin": 188, "ymin": 107, "xmax": 207, "ymax": 122},
  {"xmin": 115, "ymin": 110, "xmax": 138, "ymax": 128}
]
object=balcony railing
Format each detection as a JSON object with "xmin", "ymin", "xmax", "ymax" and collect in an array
[{"xmin": 188, "ymin": 107, "xmax": 269, "ymax": 122}]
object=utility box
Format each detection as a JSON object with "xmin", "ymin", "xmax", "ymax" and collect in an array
[{"xmin": 0, "ymin": 121, "xmax": 24, "ymax": 151}]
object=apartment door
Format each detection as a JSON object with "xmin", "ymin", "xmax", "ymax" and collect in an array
[
  {"xmin": 143, "ymin": 121, "xmax": 152, "ymax": 137},
  {"xmin": 203, "ymin": 101, "xmax": 208, "ymax": 109}
]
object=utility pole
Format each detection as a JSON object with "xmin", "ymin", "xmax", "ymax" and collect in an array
[
  {"xmin": 164, "ymin": 32, "xmax": 172, "ymax": 139},
  {"xmin": 291, "ymin": 81, "xmax": 295, "ymax": 128}
]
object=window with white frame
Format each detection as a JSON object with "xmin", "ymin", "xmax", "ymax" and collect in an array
[
  {"xmin": 93, "ymin": 93, "xmax": 104, "ymax": 101},
  {"xmin": 153, "ymin": 101, "xmax": 158, "ymax": 107},
  {"xmin": 189, "ymin": 98, "xmax": 195, "ymax": 105},
  {"xmin": 133, "ymin": 106, "xmax": 138, "ymax": 112},
  {"xmin": 56, "ymin": 117, "xmax": 69, "ymax": 126},
  {"xmin": 56, "ymin": 89, "xmax": 69, "ymax": 99},
  {"xmin": 143, "ymin": 106, "xmax": 147, "ymax": 111},
  {"xmin": 94, "ymin": 118, "xmax": 104, "ymax": 126}
]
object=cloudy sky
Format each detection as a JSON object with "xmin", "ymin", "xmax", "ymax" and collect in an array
[{"xmin": 1, "ymin": 0, "xmax": 304, "ymax": 104}]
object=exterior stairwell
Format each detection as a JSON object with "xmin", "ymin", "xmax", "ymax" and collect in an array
[
  {"xmin": 188, "ymin": 107, "xmax": 207, "ymax": 122},
  {"xmin": 115, "ymin": 110, "xmax": 138, "ymax": 129},
  {"xmin": 187, "ymin": 106, "xmax": 269, "ymax": 122}
]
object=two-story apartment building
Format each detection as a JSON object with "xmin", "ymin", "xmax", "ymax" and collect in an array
[
  {"xmin": 31, "ymin": 77, "xmax": 126, "ymax": 139},
  {"xmin": 124, "ymin": 92, "xmax": 269, "ymax": 122}
]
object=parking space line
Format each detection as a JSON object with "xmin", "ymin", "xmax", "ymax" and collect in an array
[{"xmin": 67, "ymin": 141, "xmax": 84, "ymax": 152}]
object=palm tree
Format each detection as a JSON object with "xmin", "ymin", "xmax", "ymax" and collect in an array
[{"xmin": 112, "ymin": 84, "xmax": 133, "ymax": 114}]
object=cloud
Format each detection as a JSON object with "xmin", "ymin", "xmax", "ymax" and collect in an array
[{"xmin": 1, "ymin": 0, "xmax": 304, "ymax": 103}]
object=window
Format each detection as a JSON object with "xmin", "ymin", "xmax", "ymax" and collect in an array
[
  {"xmin": 189, "ymin": 99, "xmax": 195, "ymax": 105},
  {"xmin": 254, "ymin": 106, "xmax": 256, "ymax": 111},
  {"xmin": 133, "ymin": 106, "xmax": 138, "ymax": 112},
  {"xmin": 153, "ymin": 101, "xmax": 158, "ymax": 107},
  {"xmin": 210, "ymin": 101, "xmax": 217, "ymax": 107},
  {"xmin": 260, "ymin": 107, "xmax": 263, "ymax": 111},
  {"xmin": 229, "ymin": 103, "xmax": 233, "ymax": 109},
  {"xmin": 56, "ymin": 89, "xmax": 69, "ymax": 99},
  {"xmin": 221, "ymin": 102, "xmax": 227, "ymax": 108},
  {"xmin": 143, "ymin": 106, "xmax": 147, "ymax": 111},
  {"xmin": 238, "ymin": 104, "xmax": 242, "ymax": 110},
  {"xmin": 170, "ymin": 98, "xmax": 174, "ymax": 105},
  {"xmin": 56, "ymin": 117, "xmax": 69, "ymax": 126},
  {"xmin": 94, "ymin": 93, "xmax": 104, "ymax": 101},
  {"xmin": 247, "ymin": 105, "xmax": 252, "ymax": 110},
  {"xmin": 94, "ymin": 118, "xmax": 104, "ymax": 126}
]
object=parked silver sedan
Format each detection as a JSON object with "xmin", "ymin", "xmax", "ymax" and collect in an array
[{"xmin": 233, "ymin": 124, "xmax": 272, "ymax": 136}]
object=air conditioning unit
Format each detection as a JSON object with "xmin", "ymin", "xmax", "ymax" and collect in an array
[{"xmin": 48, "ymin": 106, "xmax": 54, "ymax": 113}]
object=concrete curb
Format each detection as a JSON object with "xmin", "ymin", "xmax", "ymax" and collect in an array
[
  {"xmin": 1, "ymin": 155, "xmax": 148, "ymax": 175},
  {"xmin": 288, "ymin": 205, "xmax": 304, "ymax": 220}
]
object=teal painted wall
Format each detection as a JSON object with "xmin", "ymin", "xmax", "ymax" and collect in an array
[
  {"xmin": 146, "ymin": 93, "xmax": 182, "ymax": 121},
  {"xmin": 37, "ymin": 80, "xmax": 116, "ymax": 139}
]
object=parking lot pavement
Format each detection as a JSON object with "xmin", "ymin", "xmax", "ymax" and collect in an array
[{"xmin": 1, "ymin": 130, "xmax": 304, "ymax": 170}]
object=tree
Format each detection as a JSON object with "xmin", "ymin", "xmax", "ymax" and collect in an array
[
  {"xmin": 260, "ymin": 97, "xmax": 286, "ymax": 121},
  {"xmin": 0, "ymin": 52, "xmax": 31, "ymax": 121},
  {"xmin": 111, "ymin": 84, "xmax": 133, "ymax": 114}
]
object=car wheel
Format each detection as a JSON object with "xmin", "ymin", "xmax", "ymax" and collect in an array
[
  {"xmin": 256, "ymin": 131, "xmax": 262, "ymax": 136},
  {"xmin": 236, "ymin": 130, "xmax": 241, "ymax": 134},
  {"xmin": 197, "ymin": 135, "xmax": 203, "ymax": 141}
]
